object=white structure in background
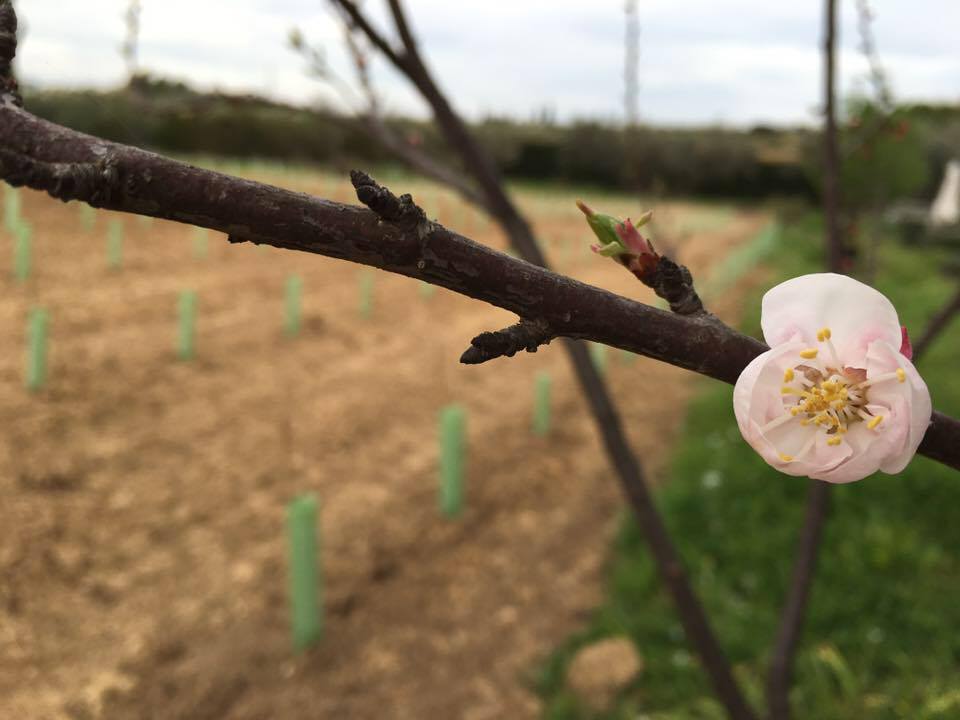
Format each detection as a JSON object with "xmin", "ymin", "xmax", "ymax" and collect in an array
[{"xmin": 930, "ymin": 160, "xmax": 960, "ymax": 227}]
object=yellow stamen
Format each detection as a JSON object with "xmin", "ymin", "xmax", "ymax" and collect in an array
[
  {"xmin": 868, "ymin": 415, "xmax": 884, "ymax": 430},
  {"xmin": 779, "ymin": 453, "xmax": 793, "ymax": 462},
  {"xmin": 799, "ymin": 348, "xmax": 819, "ymax": 359},
  {"xmin": 896, "ymin": 368, "xmax": 906, "ymax": 383},
  {"xmin": 781, "ymin": 386, "xmax": 801, "ymax": 396},
  {"xmin": 827, "ymin": 436, "xmax": 842, "ymax": 446},
  {"xmin": 790, "ymin": 407, "xmax": 800, "ymax": 416},
  {"xmin": 817, "ymin": 327, "xmax": 832, "ymax": 341},
  {"xmin": 783, "ymin": 368, "xmax": 795, "ymax": 382}
]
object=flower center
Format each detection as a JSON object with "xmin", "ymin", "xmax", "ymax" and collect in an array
[{"xmin": 762, "ymin": 327, "xmax": 906, "ymax": 463}]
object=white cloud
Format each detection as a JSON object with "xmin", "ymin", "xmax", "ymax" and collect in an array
[{"xmin": 13, "ymin": 0, "xmax": 960, "ymax": 126}]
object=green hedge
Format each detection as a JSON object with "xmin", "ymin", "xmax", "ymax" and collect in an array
[{"xmin": 23, "ymin": 77, "xmax": 960, "ymax": 201}]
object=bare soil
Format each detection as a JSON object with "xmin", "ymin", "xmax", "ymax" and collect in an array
[{"xmin": 0, "ymin": 178, "xmax": 765, "ymax": 720}]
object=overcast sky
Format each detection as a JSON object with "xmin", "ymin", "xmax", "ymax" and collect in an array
[{"xmin": 15, "ymin": 1, "xmax": 960, "ymax": 127}]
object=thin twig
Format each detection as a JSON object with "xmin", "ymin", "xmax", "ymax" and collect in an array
[
  {"xmin": 340, "ymin": 21, "xmax": 485, "ymax": 206},
  {"xmin": 842, "ymin": 0, "xmax": 897, "ymax": 163}
]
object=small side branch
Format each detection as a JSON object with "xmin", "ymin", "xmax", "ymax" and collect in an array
[
  {"xmin": 350, "ymin": 169, "xmax": 428, "ymax": 233},
  {"xmin": 460, "ymin": 319, "xmax": 554, "ymax": 364}
]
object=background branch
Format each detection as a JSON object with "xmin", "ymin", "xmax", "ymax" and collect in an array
[
  {"xmin": 342, "ymin": 21, "xmax": 485, "ymax": 206},
  {"xmin": 912, "ymin": 283, "xmax": 960, "ymax": 362},
  {"xmin": 329, "ymin": 3, "xmax": 757, "ymax": 716},
  {"xmin": 767, "ymin": 2, "xmax": 841, "ymax": 717}
]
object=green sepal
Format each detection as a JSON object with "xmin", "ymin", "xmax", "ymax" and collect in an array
[
  {"xmin": 584, "ymin": 211, "xmax": 623, "ymax": 248},
  {"xmin": 594, "ymin": 241, "xmax": 628, "ymax": 257}
]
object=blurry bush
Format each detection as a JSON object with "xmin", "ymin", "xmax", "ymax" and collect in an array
[{"xmin": 23, "ymin": 76, "xmax": 960, "ymax": 201}]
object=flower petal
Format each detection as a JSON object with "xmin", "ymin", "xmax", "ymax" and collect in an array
[
  {"xmin": 864, "ymin": 340, "xmax": 932, "ymax": 474},
  {"xmin": 733, "ymin": 340, "xmax": 806, "ymax": 438},
  {"xmin": 808, "ymin": 401, "xmax": 905, "ymax": 482},
  {"xmin": 761, "ymin": 273, "xmax": 901, "ymax": 364}
]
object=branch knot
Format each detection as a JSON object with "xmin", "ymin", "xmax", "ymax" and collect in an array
[{"xmin": 645, "ymin": 257, "xmax": 704, "ymax": 315}]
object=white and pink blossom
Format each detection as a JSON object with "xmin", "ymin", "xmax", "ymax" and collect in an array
[{"xmin": 733, "ymin": 273, "xmax": 931, "ymax": 483}]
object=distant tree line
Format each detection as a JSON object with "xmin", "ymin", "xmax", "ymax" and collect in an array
[{"xmin": 25, "ymin": 75, "xmax": 960, "ymax": 200}]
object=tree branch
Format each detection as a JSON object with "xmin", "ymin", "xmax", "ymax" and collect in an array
[
  {"xmin": 912, "ymin": 284, "xmax": 960, "ymax": 363},
  {"xmin": 328, "ymin": 0, "xmax": 407, "ymax": 72}
]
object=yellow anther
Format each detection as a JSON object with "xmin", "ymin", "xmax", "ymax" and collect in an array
[
  {"xmin": 779, "ymin": 453, "xmax": 793, "ymax": 462},
  {"xmin": 838, "ymin": 427, "xmax": 847, "ymax": 434},
  {"xmin": 827, "ymin": 436, "xmax": 842, "ymax": 446},
  {"xmin": 800, "ymin": 419, "xmax": 810, "ymax": 426},
  {"xmin": 817, "ymin": 327, "xmax": 832, "ymax": 341},
  {"xmin": 896, "ymin": 368, "xmax": 906, "ymax": 383},
  {"xmin": 799, "ymin": 348, "xmax": 819, "ymax": 359},
  {"xmin": 790, "ymin": 407, "xmax": 800, "ymax": 416},
  {"xmin": 783, "ymin": 368, "xmax": 795, "ymax": 382},
  {"xmin": 868, "ymin": 415, "xmax": 884, "ymax": 430},
  {"xmin": 781, "ymin": 386, "xmax": 800, "ymax": 395}
]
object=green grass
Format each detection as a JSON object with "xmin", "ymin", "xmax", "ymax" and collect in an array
[{"xmin": 537, "ymin": 213, "xmax": 960, "ymax": 719}]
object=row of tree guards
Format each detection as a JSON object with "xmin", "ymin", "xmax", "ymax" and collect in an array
[
  {"xmin": 18, "ymin": 272, "xmax": 355, "ymax": 385},
  {"xmin": 12, "ymin": 193, "xmax": 644, "ymax": 392},
  {"xmin": 285, "ymin": 355, "xmax": 626, "ymax": 652},
  {"xmin": 18, "ymin": 271, "xmax": 621, "ymax": 394},
  {"xmin": 6, "ymin": 186, "xmax": 777, "ymax": 653},
  {"xmin": 7, "ymin": 204, "xmax": 215, "ymax": 287}
]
